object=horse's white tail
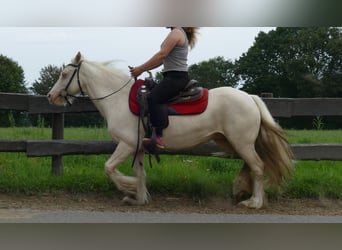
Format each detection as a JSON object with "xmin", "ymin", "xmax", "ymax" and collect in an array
[{"xmin": 251, "ymin": 95, "xmax": 294, "ymax": 186}]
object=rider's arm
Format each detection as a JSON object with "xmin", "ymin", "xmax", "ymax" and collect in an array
[{"xmin": 130, "ymin": 29, "xmax": 184, "ymax": 77}]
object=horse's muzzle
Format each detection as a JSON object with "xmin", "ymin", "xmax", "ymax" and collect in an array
[{"xmin": 47, "ymin": 90, "xmax": 64, "ymax": 105}]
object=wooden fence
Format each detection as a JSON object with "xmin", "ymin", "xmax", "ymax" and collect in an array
[{"xmin": 1, "ymin": 92, "xmax": 342, "ymax": 175}]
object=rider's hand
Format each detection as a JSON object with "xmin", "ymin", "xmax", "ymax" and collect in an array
[{"xmin": 130, "ymin": 66, "xmax": 144, "ymax": 78}]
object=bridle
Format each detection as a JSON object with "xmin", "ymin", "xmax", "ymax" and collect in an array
[
  {"xmin": 62, "ymin": 61, "xmax": 85, "ymax": 105},
  {"xmin": 62, "ymin": 60, "xmax": 133, "ymax": 105}
]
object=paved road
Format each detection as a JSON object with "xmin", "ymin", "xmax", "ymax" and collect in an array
[{"xmin": 0, "ymin": 209, "xmax": 341, "ymax": 223}]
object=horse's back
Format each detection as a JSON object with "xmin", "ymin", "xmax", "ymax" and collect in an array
[{"xmin": 208, "ymin": 87, "xmax": 258, "ymax": 112}]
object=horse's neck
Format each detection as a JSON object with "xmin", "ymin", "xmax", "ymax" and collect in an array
[
  {"xmin": 81, "ymin": 62, "xmax": 132, "ymax": 119},
  {"xmin": 81, "ymin": 62, "xmax": 131, "ymax": 98}
]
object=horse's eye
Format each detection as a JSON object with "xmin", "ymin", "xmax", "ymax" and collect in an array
[{"xmin": 62, "ymin": 72, "xmax": 67, "ymax": 78}]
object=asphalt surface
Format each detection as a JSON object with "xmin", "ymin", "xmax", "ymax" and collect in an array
[{"xmin": 1, "ymin": 209, "xmax": 341, "ymax": 223}]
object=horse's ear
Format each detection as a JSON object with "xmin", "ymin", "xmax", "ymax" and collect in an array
[{"xmin": 73, "ymin": 52, "xmax": 83, "ymax": 64}]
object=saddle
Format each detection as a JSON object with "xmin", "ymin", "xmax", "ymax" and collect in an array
[
  {"xmin": 168, "ymin": 80, "xmax": 203, "ymax": 104},
  {"xmin": 129, "ymin": 78, "xmax": 209, "ymax": 116}
]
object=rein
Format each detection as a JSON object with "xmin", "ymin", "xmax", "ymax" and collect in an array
[{"xmin": 63, "ymin": 61, "xmax": 133, "ymax": 105}]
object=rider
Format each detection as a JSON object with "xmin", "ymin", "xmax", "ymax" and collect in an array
[{"xmin": 130, "ymin": 27, "xmax": 199, "ymax": 149}]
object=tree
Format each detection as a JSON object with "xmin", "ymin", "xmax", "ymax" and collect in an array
[
  {"xmin": 27, "ymin": 65, "xmax": 62, "ymax": 127},
  {"xmin": 321, "ymin": 28, "xmax": 342, "ymax": 97},
  {"xmin": 0, "ymin": 54, "xmax": 27, "ymax": 93},
  {"xmin": 236, "ymin": 27, "xmax": 342, "ymax": 97},
  {"xmin": 30, "ymin": 65, "xmax": 62, "ymax": 95},
  {"xmin": 189, "ymin": 56, "xmax": 239, "ymax": 89},
  {"xmin": 0, "ymin": 55, "xmax": 28, "ymax": 126}
]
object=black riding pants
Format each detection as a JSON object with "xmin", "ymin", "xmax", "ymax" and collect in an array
[{"xmin": 147, "ymin": 71, "xmax": 189, "ymax": 136}]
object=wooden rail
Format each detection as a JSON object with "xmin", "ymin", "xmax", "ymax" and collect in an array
[
  {"xmin": 1, "ymin": 93, "xmax": 342, "ymax": 116},
  {"xmin": 0, "ymin": 139, "xmax": 341, "ymax": 161},
  {"xmin": 1, "ymin": 93, "xmax": 341, "ymax": 175}
]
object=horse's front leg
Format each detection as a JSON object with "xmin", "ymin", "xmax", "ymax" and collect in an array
[
  {"xmin": 123, "ymin": 149, "xmax": 150, "ymax": 205},
  {"xmin": 105, "ymin": 141, "xmax": 142, "ymax": 204}
]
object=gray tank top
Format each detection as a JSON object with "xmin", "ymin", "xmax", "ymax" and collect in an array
[{"xmin": 162, "ymin": 28, "xmax": 188, "ymax": 72}]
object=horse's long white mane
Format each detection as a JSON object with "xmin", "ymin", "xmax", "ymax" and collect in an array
[{"xmin": 86, "ymin": 60, "xmax": 130, "ymax": 82}]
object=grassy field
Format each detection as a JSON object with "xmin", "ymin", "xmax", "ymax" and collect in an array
[{"xmin": 0, "ymin": 127, "xmax": 341, "ymax": 199}]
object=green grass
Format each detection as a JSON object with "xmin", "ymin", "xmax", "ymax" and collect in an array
[
  {"xmin": 286, "ymin": 161, "xmax": 342, "ymax": 199},
  {"xmin": 0, "ymin": 128, "xmax": 341, "ymax": 199},
  {"xmin": 286, "ymin": 129, "xmax": 342, "ymax": 144},
  {"xmin": 146, "ymin": 156, "xmax": 241, "ymax": 198}
]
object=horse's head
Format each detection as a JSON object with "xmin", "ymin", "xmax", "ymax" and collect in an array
[{"xmin": 47, "ymin": 52, "xmax": 85, "ymax": 106}]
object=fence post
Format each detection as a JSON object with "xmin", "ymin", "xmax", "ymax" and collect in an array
[{"xmin": 51, "ymin": 113, "xmax": 64, "ymax": 176}]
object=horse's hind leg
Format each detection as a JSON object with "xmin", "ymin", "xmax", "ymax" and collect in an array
[
  {"xmin": 235, "ymin": 145, "xmax": 265, "ymax": 209},
  {"xmin": 214, "ymin": 135, "xmax": 261, "ymax": 207},
  {"xmin": 233, "ymin": 163, "xmax": 253, "ymax": 202}
]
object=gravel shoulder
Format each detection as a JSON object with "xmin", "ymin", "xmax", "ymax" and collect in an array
[{"xmin": 0, "ymin": 193, "xmax": 341, "ymax": 216}]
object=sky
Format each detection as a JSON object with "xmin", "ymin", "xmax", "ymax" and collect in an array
[
  {"xmin": 0, "ymin": 0, "xmax": 338, "ymax": 88},
  {"xmin": 0, "ymin": 27, "xmax": 274, "ymax": 86}
]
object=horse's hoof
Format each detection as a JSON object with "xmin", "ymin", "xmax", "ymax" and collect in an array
[
  {"xmin": 122, "ymin": 196, "xmax": 137, "ymax": 205},
  {"xmin": 233, "ymin": 191, "xmax": 251, "ymax": 203},
  {"xmin": 122, "ymin": 196, "xmax": 148, "ymax": 205},
  {"xmin": 238, "ymin": 198, "xmax": 263, "ymax": 209}
]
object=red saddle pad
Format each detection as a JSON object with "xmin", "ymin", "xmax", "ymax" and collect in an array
[{"xmin": 129, "ymin": 79, "xmax": 209, "ymax": 116}]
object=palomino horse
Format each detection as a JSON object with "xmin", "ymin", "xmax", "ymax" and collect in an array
[{"xmin": 47, "ymin": 52, "xmax": 293, "ymax": 209}]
